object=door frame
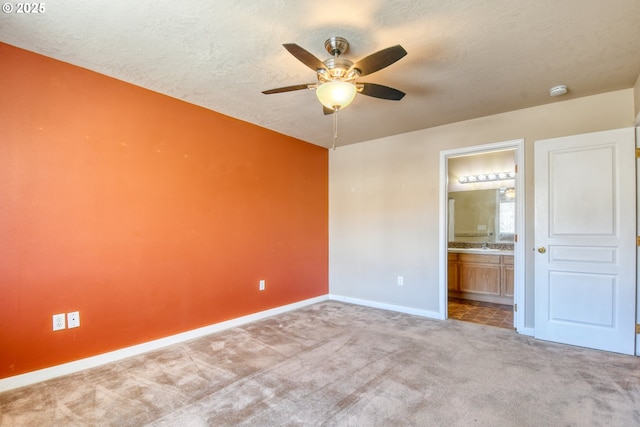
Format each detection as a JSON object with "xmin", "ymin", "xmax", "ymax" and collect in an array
[
  {"xmin": 637, "ymin": 126, "xmax": 640, "ymax": 356},
  {"xmin": 438, "ymin": 139, "xmax": 526, "ymax": 331}
]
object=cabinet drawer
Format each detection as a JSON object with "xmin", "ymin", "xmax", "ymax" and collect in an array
[
  {"xmin": 448, "ymin": 253, "xmax": 458, "ymax": 261},
  {"xmin": 458, "ymin": 253, "xmax": 500, "ymax": 264},
  {"xmin": 502, "ymin": 255, "xmax": 514, "ymax": 265}
]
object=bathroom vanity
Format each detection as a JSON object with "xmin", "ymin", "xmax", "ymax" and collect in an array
[{"xmin": 447, "ymin": 248, "xmax": 514, "ymax": 305}]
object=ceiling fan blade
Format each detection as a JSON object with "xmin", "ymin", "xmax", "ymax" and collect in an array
[
  {"xmin": 358, "ymin": 83, "xmax": 405, "ymax": 100},
  {"xmin": 283, "ymin": 43, "xmax": 328, "ymax": 72},
  {"xmin": 323, "ymin": 106, "xmax": 334, "ymax": 115},
  {"xmin": 351, "ymin": 45, "xmax": 407, "ymax": 76},
  {"xmin": 262, "ymin": 84, "xmax": 315, "ymax": 94}
]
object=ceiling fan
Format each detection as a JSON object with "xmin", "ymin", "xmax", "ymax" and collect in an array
[{"xmin": 262, "ymin": 37, "xmax": 407, "ymax": 114}]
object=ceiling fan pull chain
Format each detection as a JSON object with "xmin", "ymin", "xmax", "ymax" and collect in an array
[{"xmin": 332, "ymin": 108, "xmax": 339, "ymax": 150}]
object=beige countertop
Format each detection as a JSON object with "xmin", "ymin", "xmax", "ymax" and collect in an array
[{"xmin": 448, "ymin": 248, "xmax": 514, "ymax": 256}]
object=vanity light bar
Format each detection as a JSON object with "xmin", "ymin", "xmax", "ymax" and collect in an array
[{"xmin": 458, "ymin": 171, "xmax": 515, "ymax": 184}]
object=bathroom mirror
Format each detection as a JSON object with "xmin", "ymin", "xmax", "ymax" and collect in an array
[{"xmin": 448, "ymin": 188, "xmax": 515, "ymax": 243}]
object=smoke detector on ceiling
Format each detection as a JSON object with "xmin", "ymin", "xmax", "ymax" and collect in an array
[{"xmin": 549, "ymin": 85, "xmax": 568, "ymax": 97}]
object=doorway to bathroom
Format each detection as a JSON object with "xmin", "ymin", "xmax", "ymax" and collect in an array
[{"xmin": 439, "ymin": 139, "xmax": 525, "ymax": 331}]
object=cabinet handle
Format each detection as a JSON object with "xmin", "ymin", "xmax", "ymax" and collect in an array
[{"xmin": 537, "ymin": 247, "xmax": 546, "ymax": 254}]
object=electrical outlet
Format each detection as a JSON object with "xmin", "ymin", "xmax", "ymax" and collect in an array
[
  {"xmin": 397, "ymin": 276, "xmax": 404, "ymax": 286},
  {"xmin": 259, "ymin": 279, "xmax": 265, "ymax": 291},
  {"xmin": 53, "ymin": 313, "xmax": 66, "ymax": 331},
  {"xmin": 67, "ymin": 311, "xmax": 80, "ymax": 328}
]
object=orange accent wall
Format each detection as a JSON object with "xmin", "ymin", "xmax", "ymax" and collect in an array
[{"xmin": 0, "ymin": 43, "xmax": 328, "ymax": 379}]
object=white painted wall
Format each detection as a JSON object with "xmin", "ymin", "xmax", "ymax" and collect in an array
[{"xmin": 329, "ymin": 89, "xmax": 635, "ymax": 328}]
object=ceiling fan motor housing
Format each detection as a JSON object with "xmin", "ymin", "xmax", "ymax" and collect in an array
[{"xmin": 318, "ymin": 57, "xmax": 359, "ymax": 82}]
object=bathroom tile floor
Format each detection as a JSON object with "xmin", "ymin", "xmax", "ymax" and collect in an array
[{"xmin": 448, "ymin": 298, "xmax": 514, "ymax": 329}]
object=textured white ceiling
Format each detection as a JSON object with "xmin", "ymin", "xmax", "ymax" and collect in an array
[{"xmin": 2, "ymin": 0, "xmax": 639, "ymax": 148}]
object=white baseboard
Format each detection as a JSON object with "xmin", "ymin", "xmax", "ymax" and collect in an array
[
  {"xmin": 331, "ymin": 296, "xmax": 541, "ymax": 342},
  {"xmin": 329, "ymin": 294, "xmax": 443, "ymax": 319},
  {"xmin": 0, "ymin": 295, "xmax": 330, "ymax": 393},
  {"xmin": 0, "ymin": 294, "xmax": 452, "ymax": 392}
]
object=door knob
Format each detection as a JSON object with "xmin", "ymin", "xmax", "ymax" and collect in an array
[{"xmin": 537, "ymin": 247, "xmax": 546, "ymax": 254}]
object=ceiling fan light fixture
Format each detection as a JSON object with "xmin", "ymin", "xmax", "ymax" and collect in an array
[{"xmin": 316, "ymin": 81, "xmax": 357, "ymax": 110}]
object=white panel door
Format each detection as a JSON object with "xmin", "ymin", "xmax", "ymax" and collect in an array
[{"xmin": 534, "ymin": 128, "xmax": 636, "ymax": 355}]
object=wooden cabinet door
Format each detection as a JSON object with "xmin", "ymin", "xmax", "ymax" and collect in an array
[
  {"xmin": 448, "ymin": 260, "xmax": 458, "ymax": 292},
  {"xmin": 501, "ymin": 256, "xmax": 514, "ymax": 297},
  {"xmin": 502, "ymin": 266, "xmax": 514, "ymax": 297},
  {"xmin": 458, "ymin": 255, "xmax": 500, "ymax": 295}
]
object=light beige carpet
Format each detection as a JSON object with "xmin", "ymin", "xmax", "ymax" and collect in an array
[{"xmin": 1, "ymin": 301, "xmax": 639, "ymax": 426}]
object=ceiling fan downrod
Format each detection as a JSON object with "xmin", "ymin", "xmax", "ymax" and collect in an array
[{"xmin": 324, "ymin": 36, "xmax": 349, "ymax": 57}]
